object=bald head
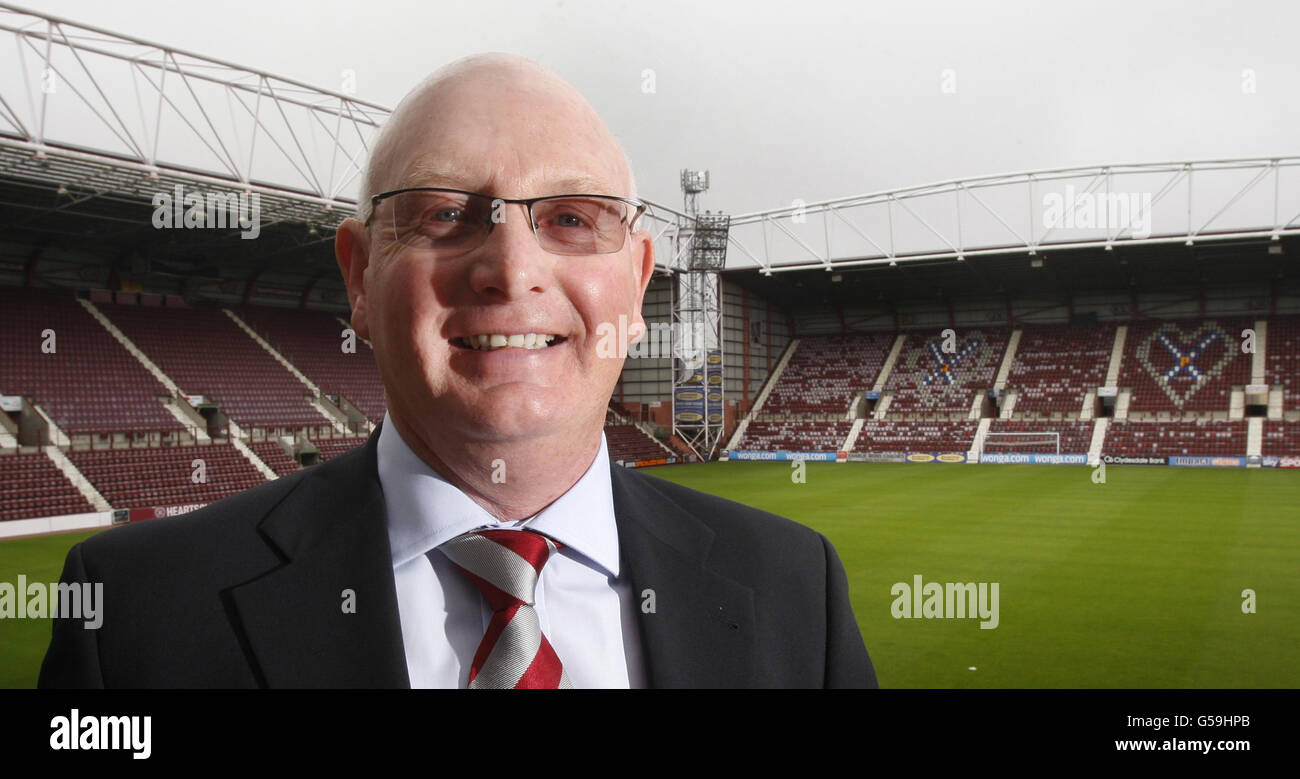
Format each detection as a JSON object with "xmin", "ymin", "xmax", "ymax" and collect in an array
[{"xmin": 359, "ymin": 53, "xmax": 636, "ymax": 221}]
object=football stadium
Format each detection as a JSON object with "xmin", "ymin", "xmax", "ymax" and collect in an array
[{"xmin": 1, "ymin": 3, "xmax": 1298, "ymax": 691}]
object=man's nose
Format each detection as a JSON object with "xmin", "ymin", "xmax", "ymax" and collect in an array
[{"xmin": 467, "ymin": 202, "xmax": 552, "ymax": 300}]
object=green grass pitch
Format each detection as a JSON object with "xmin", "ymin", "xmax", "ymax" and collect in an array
[
  {"xmin": 647, "ymin": 462, "xmax": 1300, "ymax": 688},
  {"xmin": 0, "ymin": 529, "xmax": 100, "ymax": 689},
  {"xmin": 1, "ymin": 463, "xmax": 1296, "ymax": 688}
]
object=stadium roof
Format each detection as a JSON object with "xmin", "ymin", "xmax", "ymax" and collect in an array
[
  {"xmin": 726, "ymin": 234, "xmax": 1299, "ymax": 310},
  {"xmin": 2, "ymin": 3, "xmax": 1295, "ymax": 310}
]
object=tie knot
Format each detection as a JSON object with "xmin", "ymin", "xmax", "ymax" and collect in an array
[{"xmin": 440, "ymin": 529, "xmax": 560, "ymax": 611}]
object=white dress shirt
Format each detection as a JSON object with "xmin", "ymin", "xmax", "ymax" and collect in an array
[{"xmin": 379, "ymin": 412, "xmax": 646, "ymax": 688}]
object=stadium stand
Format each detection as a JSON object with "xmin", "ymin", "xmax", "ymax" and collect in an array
[
  {"xmin": 985, "ymin": 420, "xmax": 1094, "ymax": 454},
  {"xmin": 854, "ymin": 420, "xmax": 978, "ymax": 453},
  {"xmin": 1007, "ymin": 323, "xmax": 1115, "ymax": 416},
  {"xmin": 762, "ymin": 334, "xmax": 893, "ymax": 415},
  {"xmin": 1262, "ymin": 421, "xmax": 1300, "ymax": 456},
  {"xmin": 235, "ymin": 306, "xmax": 387, "ymax": 422},
  {"xmin": 885, "ymin": 328, "xmax": 1011, "ymax": 416},
  {"xmin": 311, "ymin": 437, "xmax": 367, "ymax": 460},
  {"xmin": 7, "ymin": 290, "xmax": 1300, "ymax": 526},
  {"xmin": 102, "ymin": 301, "xmax": 324, "ymax": 427},
  {"xmin": 738, "ymin": 421, "xmax": 851, "ymax": 451},
  {"xmin": 67, "ymin": 444, "xmax": 265, "ymax": 508},
  {"xmin": 1121, "ymin": 317, "xmax": 1252, "ymax": 414},
  {"xmin": 1104, "ymin": 420, "xmax": 1247, "ymax": 457},
  {"xmin": 1265, "ymin": 315, "xmax": 1300, "ymax": 411},
  {"xmin": 605, "ymin": 424, "xmax": 671, "ymax": 461},
  {"xmin": 0, "ymin": 288, "xmax": 181, "ymax": 434},
  {"xmin": 0, "ymin": 452, "xmax": 95, "ymax": 521},
  {"xmin": 248, "ymin": 439, "xmax": 301, "ymax": 477}
]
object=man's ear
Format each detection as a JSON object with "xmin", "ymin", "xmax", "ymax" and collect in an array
[
  {"xmin": 335, "ymin": 218, "xmax": 371, "ymax": 339},
  {"xmin": 628, "ymin": 229, "xmax": 655, "ymax": 335},
  {"xmin": 634, "ymin": 229, "xmax": 655, "ymax": 298}
]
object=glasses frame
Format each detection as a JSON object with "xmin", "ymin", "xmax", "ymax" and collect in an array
[{"xmin": 365, "ymin": 187, "xmax": 648, "ymax": 256}]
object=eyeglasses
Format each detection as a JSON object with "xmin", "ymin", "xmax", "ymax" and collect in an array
[{"xmin": 365, "ymin": 187, "xmax": 647, "ymax": 257}]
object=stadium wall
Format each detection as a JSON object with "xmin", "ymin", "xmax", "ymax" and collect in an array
[
  {"xmin": 789, "ymin": 283, "xmax": 1300, "ymax": 336},
  {"xmin": 614, "ymin": 277, "xmax": 792, "ymax": 421},
  {"xmin": 0, "ymin": 241, "xmax": 352, "ymax": 314}
]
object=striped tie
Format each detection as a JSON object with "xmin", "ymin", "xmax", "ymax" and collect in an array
[{"xmin": 439, "ymin": 528, "xmax": 572, "ymax": 689}]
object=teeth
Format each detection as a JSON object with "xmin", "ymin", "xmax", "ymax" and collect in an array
[{"xmin": 462, "ymin": 333, "xmax": 559, "ymax": 351}]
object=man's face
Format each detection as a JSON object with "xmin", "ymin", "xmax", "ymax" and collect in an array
[{"xmin": 339, "ymin": 71, "xmax": 654, "ymax": 451}]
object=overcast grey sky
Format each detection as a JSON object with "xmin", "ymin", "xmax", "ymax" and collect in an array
[{"xmin": 30, "ymin": 0, "xmax": 1300, "ymax": 216}]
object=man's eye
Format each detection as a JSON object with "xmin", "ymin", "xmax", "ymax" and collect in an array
[
  {"xmin": 430, "ymin": 208, "xmax": 463, "ymax": 222},
  {"xmin": 550, "ymin": 209, "xmax": 601, "ymax": 229}
]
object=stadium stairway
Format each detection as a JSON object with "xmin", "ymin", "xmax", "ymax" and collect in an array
[
  {"xmin": 1104, "ymin": 325, "xmax": 1128, "ymax": 386},
  {"xmin": 227, "ymin": 419, "xmax": 279, "ymax": 482},
  {"xmin": 1252, "ymin": 319, "xmax": 1268, "ymax": 385},
  {"xmin": 1079, "ymin": 388, "xmax": 1096, "ymax": 420},
  {"xmin": 162, "ymin": 397, "xmax": 212, "ymax": 442},
  {"xmin": 222, "ymin": 309, "xmax": 349, "ymax": 435},
  {"xmin": 0, "ymin": 414, "xmax": 17, "ymax": 452},
  {"xmin": 751, "ymin": 338, "xmax": 799, "ymax": 415},
  {"xmin": 848, "ymin": 332, "xmax": 907, "ymax": 426},
  {"xmin": 875, "ymin": 333, "xmax": 908, "ymax": 391},
  {"xmin": 1114, "ymin": 390, "xmax": 1132, "ymax": 419},
  {"xmin": 969, "ymin": 418, "xmax": 993, "ymax": 461},
  {"xmin": 1246, "ymin": 418, "xmax": 1263, "ymax": 459},
  {"xmin": 605, "ymin": 406, "xmax": 675, "ymax": 460},
  {"xmin": 842, "ymin": 417, "xmax": 866, "ymax": 450},
  {"xmin": 43, "ymin": 446, "xmax": 111, "ymax": 511},
  {"xmin": 725, "ymin": 338, "xmax": 799, "ymax": 450},
  {"xmin": 78, "ymin": 298, "xmax": 211, "ymax": 440},
  {"xmin": 1087, "ymin": 418, "xmax": 1108, "ymax": 465},
  {"xmin": 28, "ymin": 401, "xmax": 70, "ymax": 448},
  {"xmin": 992, "ymin": 328, "xmax": 1022, "ymax": 390},
  {"xmin": 1230, "ymin": 388, "xmax": 1246, "ymax": 419},
  {"xmin": 999, "ymin": 390, "xmax": 1017, "ymax": 418},
  {"xmin": 79, "ymin": 298, "xmax": 181, "ymax": 397}
]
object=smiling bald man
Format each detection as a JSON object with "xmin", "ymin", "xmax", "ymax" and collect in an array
[{"xmin": 39, "ymin": 54, "xmax": 876, "ymax": 689}]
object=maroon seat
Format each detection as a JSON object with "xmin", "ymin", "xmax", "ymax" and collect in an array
[
  {"xmin": 1120, "ymin": 317, "xmax": 1252, "ymax": 414},
  {"xmin": 885, "ymin": 328, "xmax": 1011, "ymax": 415},
  {"xmin": 102, "ymin": 301, "xmax": 324, "ymax": 427},
  {"xmin": 1104, "ymin": 420, "xmax": 1246, "ymax": 457},
  {"xmin": 1007, "ymin": 323, "xmax": 1115, "ymax": 416},
  {"xmin": 739, "ymin": 421, "xmax": 852, "ymax": 451},
  {"xmin": 67, "ymin": 444, "xmax": 266, "ymax": 508},
  {"xmin": 0, "ymin": 288, "xmax": 181, "ymax": 434},
  {"xmin": 235, "ymin": 306, "xmax": 386, "ymax": 422},
  {"xmin": 763, "ymin": 334, "xmax": 894, "ymax": 415},
  {"xmin": 0, "ymin": 451, "xmax": 95, "ymax": 522}
]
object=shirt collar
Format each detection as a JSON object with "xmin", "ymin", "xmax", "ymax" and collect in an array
[{"xmin": 378, "ymin": 412, "xmax": 620, "ymax": 578}]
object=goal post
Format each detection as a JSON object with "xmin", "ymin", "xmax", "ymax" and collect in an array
[{"xmin": 978, "ymin": 431, "xmax": 1060, "ymax": 456}]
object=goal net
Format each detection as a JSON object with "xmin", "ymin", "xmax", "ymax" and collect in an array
[{"xmin": 979, "ymin": 431, "xmax": 1060, "ymax": 456}]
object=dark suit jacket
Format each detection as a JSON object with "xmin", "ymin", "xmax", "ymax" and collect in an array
[{"xmin": 38, "ymin": 427, "xmax": 877, "ymax": 688}]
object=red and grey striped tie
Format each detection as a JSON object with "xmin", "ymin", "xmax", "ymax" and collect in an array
[{"xmin": 440, "ymin": 528, "xmax": 572, "ymax": 689}]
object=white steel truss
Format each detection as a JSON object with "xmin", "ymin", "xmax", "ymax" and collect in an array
[
  {"xmin": 0, "ymin": 3, "xmax": 696, "ymax": 260},
  {"xmin": 728, "ymin": 157, "xmax": 1300, "ymax": 274},
  {"xmin": 0, "ymin": 2, "xmax": 388, "ymax": 224}
]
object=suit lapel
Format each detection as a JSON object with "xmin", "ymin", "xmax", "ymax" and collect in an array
[
  {"xmin": 611, "ymin": 466, "xmax": 756, "ymax": 688},
  {"xmin": 227, "ymin": 428, "xmax": 410, "ymax": 688}
]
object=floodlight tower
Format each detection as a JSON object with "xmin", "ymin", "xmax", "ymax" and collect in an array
[{"xmin": 671, "ymin": 170, "xmax": 729, "ymax": 459}]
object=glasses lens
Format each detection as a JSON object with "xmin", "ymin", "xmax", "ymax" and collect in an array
[
  {"xmin": 532, "ymin": 196, "xmax": 632, "ymax": 255},
  {"xmin": 387, "ymin": 190, "xmax": 493, "ymax": 253}
]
